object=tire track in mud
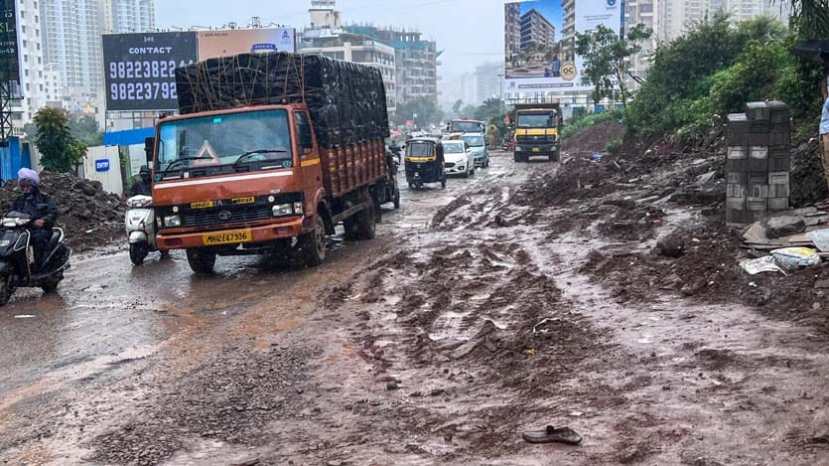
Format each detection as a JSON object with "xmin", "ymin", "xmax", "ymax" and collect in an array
[{"xmin": 303, "ymin": 172, "xmax": 625, "ymax": 464}]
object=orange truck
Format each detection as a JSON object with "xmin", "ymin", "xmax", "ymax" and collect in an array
[{"xmin": 148, "ymin": 53, "xmax": 396, "ymax": 273}]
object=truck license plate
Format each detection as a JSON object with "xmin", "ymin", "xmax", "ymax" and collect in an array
[
  {"xmin": 532, "ymin": 147, "xmax": 540, "ymax": 152},
  {"xmin": 202, "ymin": 229, "xmax": 253, "ymax": 246}
]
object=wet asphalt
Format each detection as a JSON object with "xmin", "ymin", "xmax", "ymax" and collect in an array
[{"xmin": 0, "ymin": 152, "xmax": 526, "ymax": 426}]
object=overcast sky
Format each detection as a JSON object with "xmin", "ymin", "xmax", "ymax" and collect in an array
[{"xmin": 157, "ymin": 0, "xmax": 505, "ymax": 76}]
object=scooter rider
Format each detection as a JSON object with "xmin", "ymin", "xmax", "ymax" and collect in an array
[
  {"xmin": 10, "ymin": 168, "xmax": 57, "ymax": 271},
  {"xmin": 129, "ymin": 166, "xmax": 152, "ymax": 197}
]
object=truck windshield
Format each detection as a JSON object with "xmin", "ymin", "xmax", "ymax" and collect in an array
[
  {"xmin": 451, "ymin": 121, "xmax": 484, "ymax": 133},
  {"xmin": 463, "ymin": 135, "xmax": 484, "ymax": 147},
  {"xmin": 157, "ymin": 109, "xmax": 293, "ymax": 172},
  {"xmin": 518, "ymin": 113, "xmax": 556, "ymax": 128}
]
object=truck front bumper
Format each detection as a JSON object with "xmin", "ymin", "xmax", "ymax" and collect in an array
[
  {"xmin": 157, "ymin": 218, "xmax": 304, "ymax": 250},
  {"xmin": 515, "ymin": 143, "xmax": 559, "ymax": 156}
]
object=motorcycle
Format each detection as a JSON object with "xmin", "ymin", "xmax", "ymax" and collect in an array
[
  {"xmin": 125, "ymin": 195, "xmax": 166, "ymax": 266},
  {"xmin": 0, "ymin": 211, "xmax": 71, "ymax": 305}
]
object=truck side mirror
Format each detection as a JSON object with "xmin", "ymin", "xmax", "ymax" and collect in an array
[{"xmin": 144, "ymin": 137, "xmax": 155, "ymax": 164}]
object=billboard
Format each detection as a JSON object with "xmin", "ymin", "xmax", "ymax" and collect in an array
[
  {"xmin": 198, "ymin": 28, "xmax": 297, "ymax": 60},
  {"xmin": 103, "ymin": 32, "xmax": 198, "ymax": 111},
  {"xmin": 0, "ymin": 0, "xmax": 19, "ymax": 83},
  {"xmin": 504, "ymin": 0, "xmax": 622, "ymax": 100}
]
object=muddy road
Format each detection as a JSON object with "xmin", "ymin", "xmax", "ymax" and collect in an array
[{"xmin": 2, "ymin": 151, "xmax": 829, "ymax": 465}]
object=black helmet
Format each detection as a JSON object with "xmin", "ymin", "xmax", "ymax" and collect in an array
[{"xmin": 139, "ymin": 165, "xmax": 150, "ymax": 176}]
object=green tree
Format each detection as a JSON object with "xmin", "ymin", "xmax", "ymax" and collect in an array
[
  {"xmin": 452, "ymin": 99, "xmax": 464, "ymax": 116},
  {"xmin": 782, "ymin": 0, "xmax": 829, "ymax": 38},
  {"xmin": 626, "ymin": 15, "xmax": 787, "ymax": 136},
  {"xmin": 473, "ymin": 98, "xmax": 506, "ymax": 123},
  {"xmin": 69, "ymin": 114, "xmax": 103, "ymax": 146},
  {"xmin": 395, "ymin": 97, "xmax": 444, "ymax": 128},
  {"xmin": 33, "ymin": 108, "xmax": 87, "ymax": 172},
  {"xmin": 575, "ymin": 24, "xmax": 652, "ymax": 108}
]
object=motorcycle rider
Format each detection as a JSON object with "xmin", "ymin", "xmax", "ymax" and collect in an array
[
  {"xmin": 10, "ymin": 168, "xmax": 57, "ymax": 271},
  {"xmin": 129, "ymin": 165, "xmax": 152, "ymax": 197}
]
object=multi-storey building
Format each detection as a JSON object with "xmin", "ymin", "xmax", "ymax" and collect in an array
[
  {"xmin": 625, "ymin": 0, "xmax": 659, "ymax": 86},
  {"xmin": 42, "ymin": 63, "xmax": 63, "ymax": 106},
  {"xmin": 11, "ymin": 0, "xmax": 47, "ymax": 127},
  {"xmin": 658, "ymin": 0, "xmax": 788, "ymax": 42},
  {"xmin": 106, "ymin": 0, "xmax": 156, "ymax": 34},
  {"xmin": 475, "ymin": 62, "xmax": 502, "ymax": 102},
  {"xmin": 505, "ymin": 3, "xmax": 521, "ymax": 62},
  {"xmin": 345, "ymin": 25, "xmax": 439, "ymax": 106},
  {"xmin": 520, "ymin": 9, "xmax": 556, "ymax": 51},
  {"xmin": 301, "ymin": 33, "xmax": 397, "ymax": 115},
  {"xmin": 561, "ymin": 0, "xmax": 576, "ymax": 62},
  {"xmin": 40, "ymin": 0, "xmax": 156, "ymax": 107}
]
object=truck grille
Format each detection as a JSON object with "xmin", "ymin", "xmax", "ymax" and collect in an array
[
  {"xmin": 182, "ymin": 205, "xmax": 272, "ymax": 228},
  {"xmin": 518, "ymin": 136, "xmax": 556, "ymax": 144}
]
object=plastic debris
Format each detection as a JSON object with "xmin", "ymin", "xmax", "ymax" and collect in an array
[
  {"xmin": 771, "ymin": 247, "xmax": 821, "ymax": 270},
  {"xmin": 739, "ymin": 256, "xmax": 785, "ymax": 275},
  {"xmin": 808, "ymin": 229, "xmax": 829, "ymax": 252}
]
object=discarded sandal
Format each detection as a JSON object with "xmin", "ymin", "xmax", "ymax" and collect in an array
[{"xmin": 522, "ymin": 425, "xmax": 583, "ymax": 445}]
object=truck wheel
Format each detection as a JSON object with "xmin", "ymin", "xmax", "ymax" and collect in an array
[
  {"xmin": 186, "ymin": 249, "xmax": 216, "ymax": 275},
  {"xmin": 393, "ymin": 189, "xmax": 400, "ymax": 209},
  {"xmin": 130, "ymin": 242, "xmax": 149, "ymax": 266},
  {"xmin": 552, "ymin": 150, "xmax": 561, "ymax": 162},
  {"xmin": 300, "ymin": 215, "xmax": 327, "ymax": 266},
  {"xmin": 514, "ymin": 153, "xmax": 521, "ymax": 162},
  {"xmin": 354, "ymin": 204, "xmax": 376, "ymax": 240}
]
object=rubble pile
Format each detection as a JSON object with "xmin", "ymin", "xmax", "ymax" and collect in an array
[
  {"xmin": 790, "ymin": 138, "xmax": 828, "ymax": 207},
  {"xmin": 0, "ymin": 171, "xmax": 125, "ymax": 252}
]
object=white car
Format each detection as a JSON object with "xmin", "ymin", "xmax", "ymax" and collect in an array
[{"xmin": 443, "ymin": 140, "xmax": 474, "ymax": 177}]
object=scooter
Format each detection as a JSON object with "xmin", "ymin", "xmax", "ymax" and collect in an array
[
  {"xmin": 126, "ymin": 195, "xmax": 166, "ymax": 266},
  {"xmin": 0, "ymin": 211, "xmax": 71, "ymax": 305}
]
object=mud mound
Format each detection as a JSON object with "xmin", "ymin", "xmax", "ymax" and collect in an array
[
  {"xmin": 562, "ymin": 121, "xmax": 625, "ymax": 155},
  {"xmin": 515, "ymin": 155, "xmax": 622, "ymax": 208},
  {"xmin": 90, "ymin": 345, "xmax": 311, "ymax": 465},
  {"xmin": 791, "ymin": 139, "xmax": 827, "ymax": 208},
  {"xmin": 0, "ymin": 171, "xmax": 125, "ymax": 252}
]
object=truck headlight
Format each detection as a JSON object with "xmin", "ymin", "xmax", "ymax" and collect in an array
[
  {"xmin": 273, "ymin": 204, "xmax": 293, "ymax": 217},
  {"xmin": 163, "ymin": 215, "xmax": 181, "ymax": 227},
  {"xmin": 515, "ymin": 146, "xmax": 523, "ymax": 151}
]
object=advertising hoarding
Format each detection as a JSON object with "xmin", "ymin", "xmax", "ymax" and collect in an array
[
  {"xmin": 0, "ymin": 0, "xmax": 19, "ymax": 83},
  {"xmin": 104, "ymin": 29, "xmax": 298, "ymax": 111},
  {"xmin": 103, "ymin": 32, "xmax": 198, "ymax": 111},
  {"xmin": 197, "ymin": 28, "xmax": 297, "ymax": 60},
  {"xmin": 504, "ymin": 0, "xmax": 622, "ymax": 101}
]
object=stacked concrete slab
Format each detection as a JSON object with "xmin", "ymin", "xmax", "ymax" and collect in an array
[{"xmin": 726, "ymin": 101, "xmax": 791, "ymax": 225}]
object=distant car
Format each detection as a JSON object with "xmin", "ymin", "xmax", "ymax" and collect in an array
[
  {"xmin": 463, "ymin": 133, "xmax": 489, "ymax": 168},
  {"xmin": 442, "ymin": 140, "xmax": 474, "ymax": 178}
]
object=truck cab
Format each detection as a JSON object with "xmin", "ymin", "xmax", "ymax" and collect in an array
[
  {"xmin": 513, "ymin": 104, "xmax": 562, "ymax": 162},
  {"xmin": 150, "ymin": 104, "xmax": 333, "ymax": 273}
]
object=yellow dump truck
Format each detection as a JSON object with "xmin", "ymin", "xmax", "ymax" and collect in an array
[{"xmin": 513, "ymin": 103, "xmax": 562, "ymax": 163}]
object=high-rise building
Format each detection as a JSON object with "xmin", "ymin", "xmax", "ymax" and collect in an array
[
  {"xmin": 658, "ymin": 0, "xmax": 788, "ymax": 42},
  {"xmin": 106, "ymin": 0, "xmax": 156, "ymax": 34},
  {"xmin": 561, "ymin": 0, "xmax": 576, "ymax": 61},
  {"xmin": 12, "ymin": 0, "xmax": 48, "ymax": 127},
  {"xmin": 475, "ymin": 62, "xmax": 502, "ymax": 102},
  {"xmin": 40, "ymin": 0, "xmax": 156, "ymax": 105},
  {"xmin": 505, "ymin": 3, "xmax": 521, "ymax": 62},
  {"xmin": 345, "ymin": 25, "xmax": 439, "ymax": 106},
  {"xmin": 625, "ymin": 0, "xmax": 660, "ymax": 86},
  {"xmin": 520, "ymin": 9, "xmax": 556, "ymax": 51}
]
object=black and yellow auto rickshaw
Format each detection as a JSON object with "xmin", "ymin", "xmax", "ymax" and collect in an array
[{"xmin": 404, "ymin": 137, "xmax": 447, "ymax": 190}]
